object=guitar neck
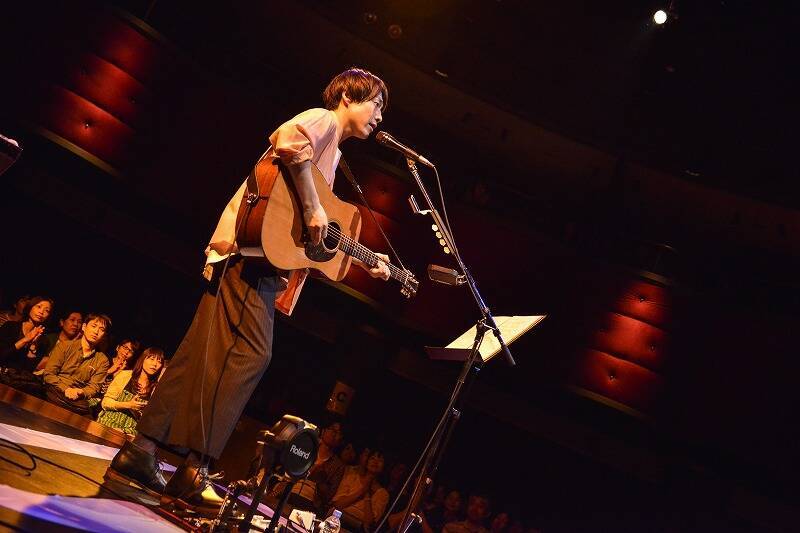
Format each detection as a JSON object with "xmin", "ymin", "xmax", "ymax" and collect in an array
[{"xmin": 337, "ymin": 237, "xmax": 410, "ymax": 285}]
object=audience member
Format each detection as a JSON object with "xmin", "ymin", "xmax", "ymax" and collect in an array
[
  {"xmin": 357, "ymin": 445, "xmax": 372, "ymax": 469},
  {"xmin": 386, "ymin": 460, "xmax": 410, "ymax": 502},
  {"xmin": 0, "ymin": 294, "xmax": 31, "ymax": 327},
  {"xmin": 490, "ymin": 512, "xmax": 511, "ymax": 533},
  {"xmin": 101, "ymin": 339, "xmax": 141, "ymax": 395},
  {"xmin": 97, "ymin": 347, "xmax": 165, "ymax": 435},
  {"xmin": 308, "ymin": 421, "xmax": 346, "ymax": 513},
  {"xmin": 0, "ymin": 296, "xmax": 53, "ymax": 371},
  {"xmin": 425, "ymin": 489, "xmax": 464, "ymax": 532},
  {"xmin": 422, "ymin": 484, "xmax": 448, "ymax": 513},
  {"xmin": 106, "ymin": 339, "xmax": 140, "ymax": 377},
  {"xmin": 0, "ymin": 289, "xmax": 533, "ymax": 523},
  {"xmin": 42, "ymin": 313, "xmax": 111, "ymax": 415},
  {"xmin": 278, "ymin": 420, "xmax": 347, "ymax": 514},
  {"xmin": 339, "ymin": 442, "xmax": 357, "ymax": 466},
  {"xmin": 442, "ymin": 493, "xmax": 491, "ymax": 533},
  {"xmin": 34, "ymin": 309, "xmax": 83, "ymax": 372},
  {"xmin": 332, "ymin": 449, "xmax": 390, "ymax": 531}
]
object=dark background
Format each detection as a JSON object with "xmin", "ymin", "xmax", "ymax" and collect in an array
[{"xmin": 1, "ymin": 1, "xmax": 798, "ymax": 531}]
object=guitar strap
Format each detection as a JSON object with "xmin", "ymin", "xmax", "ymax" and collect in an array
[
  {"xmin": 337, "ymin": 157, "xmax": 410, "ymax": 273},
  {"xmin": 245, "ymin": 165, "xmax": 259, "ymax": 201},
  {"xmin": 245, "ymin": 147, "xmax": 275, "ymax": 203}
]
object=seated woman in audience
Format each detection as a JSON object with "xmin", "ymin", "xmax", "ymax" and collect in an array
[
  {"xmin": 97, "ymin": 347, "xmax": 164, "ymax": 435},
  {"xmin": 0, "ymin": 294, "xmax": 31, "ymax": 327},
  {"xmin": 0, "ymin": 296, "xmax": 53, "ymax": 372},
  {"xmin": 101, "ymin": 339, "xmax": 140, "ymax": 394},
  {"xmin": 331, "ymin": 448, "xmax": 390, "ymax": 531},
  {"xmin": 339, "ymin": 442, "xmax": 358, "ymax": 466}
]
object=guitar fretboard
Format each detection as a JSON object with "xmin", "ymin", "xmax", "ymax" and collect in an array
[{"xmin": 327, "ymin": 227, "xmax": 412, "ymax": 286}]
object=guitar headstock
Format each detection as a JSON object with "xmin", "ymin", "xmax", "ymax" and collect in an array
[{"xmin": 400, "ymin": 272, "xmax": 420, "ymax": 298}]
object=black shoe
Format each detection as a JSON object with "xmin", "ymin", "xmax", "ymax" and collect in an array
[
  {"xmin": 161, "ymin": 462, "xmax": 224, "ymax": 514},
  {"xmin": 104, "ymin": 441, "xmax": 167, "ymax": 498}
]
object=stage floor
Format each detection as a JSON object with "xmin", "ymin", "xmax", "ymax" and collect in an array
[{"xmin": 0, "ymin": 384, "xmax": 288, "ymax": 533}]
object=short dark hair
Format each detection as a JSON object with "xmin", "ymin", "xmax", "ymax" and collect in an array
[
  {"xmin": 22, "ymin": 296, "xmax": 54, "ymax": 320},
  {"xmin": 117, "ymin": 338, "xmax": 141, "ymax": 353},
  {"xmin": 84, "ymin": 313, "xmax": 112, "ymax": 329},
  {"xmin": 322, "ymin": 67, "xmax": 388, "ymax": 111},
  {"xmin": 58, "ymin": 308, "xmax": 83, "ymax": 322}
]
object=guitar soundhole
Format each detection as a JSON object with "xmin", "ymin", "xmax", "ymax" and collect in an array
[
  {"xmin": 304, "ymin": 221, "xmax": 341, "ymax": 262},
  {"xmin": 322, "ymin": 221, "xmax": 342, "ymax": 252}
]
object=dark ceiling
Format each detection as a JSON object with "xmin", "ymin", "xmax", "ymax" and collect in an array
[
  {"xmin": 305, "ymin": 0, "xmax": 795, "ymax": 205},
  {"xmin": 125, "ymin": 0, "xmax": 795, "ymax": 209}
]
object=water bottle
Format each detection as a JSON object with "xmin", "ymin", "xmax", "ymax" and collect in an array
[{"xmin": 320, "ymin": 509, "xmax": 342, "ymax": 533}]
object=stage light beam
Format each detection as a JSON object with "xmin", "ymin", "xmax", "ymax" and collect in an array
[{"xmin": 653, "ymin": 10, "xmax": 668, "ymax": 25}]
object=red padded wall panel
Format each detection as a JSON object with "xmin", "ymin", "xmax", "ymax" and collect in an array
[
  {"xmin": 573, "ymin": 349, "xmax": 663, "ymax": 411},
  {"xmin": 567, "ymin": 274, "xmax": 675, "ymax": 416},
  {"xmin": 61, "ymin": 52, "xmax": 149, "ymax": 127},
  {"xmin": 591, "ymin": 313, "xmax": 667, "ymax": 372},
  {"xmin": 37, "ymin": 86, "xmax": 135, "ymax": 167},
  {"xmin": 89, "ymin": 16, "xmax": 163, "ymax": 86},
  {"xmin": 610, "ymin": 280, "xmax": 672, "ymax": 328}
]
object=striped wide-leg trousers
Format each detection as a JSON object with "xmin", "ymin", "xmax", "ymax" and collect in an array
[{"xmin": 137, "ymin": 257, "xmax": 279, "ymax": 458}]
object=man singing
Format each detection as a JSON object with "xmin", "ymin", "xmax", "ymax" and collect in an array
[{"xmin": 105, "ymin": 67, "xmax": 392, "ymax": 513}]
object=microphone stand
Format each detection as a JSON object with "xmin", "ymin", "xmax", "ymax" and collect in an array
[
  {"xmin": 393, "ymin": 158, "xmax": 516, "ymax": 533},
  {"xmin": 405, "ymin": 158, "xmax": 516, "ymax": 367}
]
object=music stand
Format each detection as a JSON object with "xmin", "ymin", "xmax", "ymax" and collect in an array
[
  {"xmin": 397, "ymin": 315, "xmax": 546, "ymax": 533},
  {"xmin": 426, "ymin": 315, "xmax": 546, "ymax": 363}
]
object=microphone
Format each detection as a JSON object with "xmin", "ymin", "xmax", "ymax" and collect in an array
[
  {"xmin": 427, "ymin": 264, "xmax": 465, "ymax": 286},
  {"xmin": 375, "ymin": 131, "xmax": 434, "ymax": 168}
]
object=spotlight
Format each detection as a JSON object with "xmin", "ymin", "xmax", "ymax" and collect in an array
[{"xmin": 653, "ymin": 9, "xmax": 668, "ymax": 24}]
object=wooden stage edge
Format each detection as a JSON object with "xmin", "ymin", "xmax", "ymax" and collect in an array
[{"xmin": 0, "ymin": 382, "xmax": 127, "ymax": 447}]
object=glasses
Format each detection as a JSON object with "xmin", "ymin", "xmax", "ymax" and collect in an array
[{"xmin": 119, "ymin": 345, "xmax": 134, "ymax": 354}]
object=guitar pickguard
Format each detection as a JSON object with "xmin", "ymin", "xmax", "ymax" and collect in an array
[{"xmin": 303, "ymin": 221, "xmax": 341, "ymax": 263}]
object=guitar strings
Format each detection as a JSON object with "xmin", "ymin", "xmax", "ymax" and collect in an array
[{"xmin": 323, "ymin": 224, "xmax": 412, "ymax": 284}]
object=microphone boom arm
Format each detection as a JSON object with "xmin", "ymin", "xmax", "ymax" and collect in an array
[{"xmin": 403, "ymin": 157, "xmax": 516, "ymax": 367}]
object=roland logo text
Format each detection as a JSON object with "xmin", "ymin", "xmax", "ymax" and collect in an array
[{"xmin": 290, "ymin": 444, "xmax": 310, "ymax": 460}]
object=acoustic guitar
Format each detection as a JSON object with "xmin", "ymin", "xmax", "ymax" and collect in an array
[{"xmin": 235, "ymin": 157, "xmax": 419, "ymax": 298}]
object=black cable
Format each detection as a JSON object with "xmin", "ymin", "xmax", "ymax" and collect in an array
[
  {"xmin": 0, "ymin": 438, "xmax": 36, "ymax": 474},
  {"xmin": 168, "ymin": 149, "xmax": 272, "ymax": 508},
  {"xmin": 432, "ymin": 165, "xmax": 461, "ymax": 262},
  {"xmin": 0, "ymin": 437, "xmax": 134, "ymax": 501},
  {"xmin": 338, "ymin": 157, "xmax": 410, "ymax": 273}
]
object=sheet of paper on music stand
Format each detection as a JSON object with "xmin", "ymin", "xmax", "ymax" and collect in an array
[{"xmin": 445, "ymin": 315, "xmax": 546, "ymax": 363}]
